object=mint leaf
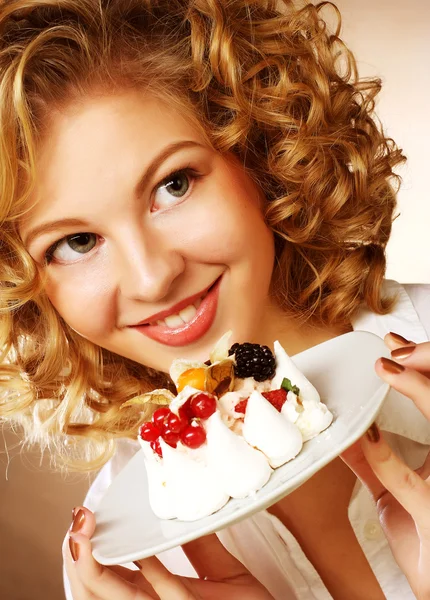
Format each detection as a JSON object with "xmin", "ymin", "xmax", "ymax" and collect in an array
[{"xmin": 281, "ymin": 377, "xmax": 300, "ymax": 396}]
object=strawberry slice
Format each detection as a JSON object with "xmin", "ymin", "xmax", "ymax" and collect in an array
[
  {"xmin": 262, "ymin": 389, "xmax": 287, "ymax": 412},
  {"xmin": 235, "ymin": 399, "xmax": 248, "ymax": 414}
]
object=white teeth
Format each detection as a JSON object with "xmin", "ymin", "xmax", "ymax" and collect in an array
[
  {"xmin": 164, "ymin": 314, "xmax": 185, "ymax": 328},
  {"xmin": 154, "ymin": 294, "xmax": 204, "ymax": 328},
  {"xmin": 179, "ymin": 304, "xmax": 197, "ymax": 323}
]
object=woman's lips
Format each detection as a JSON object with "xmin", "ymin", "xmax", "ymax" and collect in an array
[{"xmin": 133, "ymin": 278, "xmax": 221, "ymax": 347}]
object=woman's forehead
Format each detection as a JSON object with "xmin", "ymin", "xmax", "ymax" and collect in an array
[{"xmin": 40, "ymin": 91, "xmax": 205, "ymax": 149}]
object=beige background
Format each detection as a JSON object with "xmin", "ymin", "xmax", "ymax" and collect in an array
[
  {"xmin": 1, "ymin": 2, "xmax": 429, "ymax": 600},
  {"xmin": 333, "ymin": 0, "xmax": 430, "ymax": 283}
]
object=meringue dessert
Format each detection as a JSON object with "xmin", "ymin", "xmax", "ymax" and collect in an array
[{"xmin": 122, "ymin": 333, "xmax": 333, "ymax": 521}]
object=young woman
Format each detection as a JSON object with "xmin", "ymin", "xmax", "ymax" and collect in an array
[{"xmin": 1, "ymin": 1, "xmax": 429, "ymax": 598}]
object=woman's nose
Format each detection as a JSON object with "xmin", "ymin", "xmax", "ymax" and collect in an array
[{"xmin": 113, "ymin": 230, "xmax": 185, "ymax": 303}]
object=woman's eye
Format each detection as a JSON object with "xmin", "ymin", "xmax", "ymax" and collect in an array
[
  {"xmin": 153, "ymin": 169, "xmax": 193, "ymax": 210},
  {"xmin": 45, "ymin": 232, "xmax": 98, "ymax": 264}
]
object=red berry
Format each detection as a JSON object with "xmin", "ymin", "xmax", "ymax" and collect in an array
[
  {"xmin": 262, "ymin": 389, "xmax": 288, "ymax": 412},
  {"xmin": 160, "ymin": 422, "xmax": 180, "ymax": 448},
  {"xmin": 178, "ymin": 398, "xmax": 193, "ymax": 421},
  {"xmin": 167, "ymin": 411, "xmax": 188, "ymax": 434},
  {"xmin": 180, "ymin": 422, "xmax": 207, "ymax": 449},
  {"xmin": 152, "ymin": 407, "xmax": 170, "ymax": 429},
  {"xmin": 139, "ymin": 422, "xmax": 161, "ymax": 442},
  {"xmin": 190, "ymin": 393, "xmax": 217, "ymax": 419},
  {"xmin": 235, "ymin": 398, "xmax": 248, "ymax": 414},
  {"xmin": 150, "ymin": 438, "xmax": 163, "ymax": 457}
]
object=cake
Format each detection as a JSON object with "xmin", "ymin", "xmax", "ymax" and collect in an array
[{"xmin": 121, "ymin": 332, "xmax": 333, "ymax": 521}]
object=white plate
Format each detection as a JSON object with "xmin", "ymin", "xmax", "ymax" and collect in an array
[{"xmin": 92, "ymin": 331, "xmax": 390, "ymax": 565}]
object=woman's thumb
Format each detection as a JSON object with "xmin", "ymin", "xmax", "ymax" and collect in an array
[{"xmin": 70, "ymin": 506, "xmax": 96, "ymax": 538}]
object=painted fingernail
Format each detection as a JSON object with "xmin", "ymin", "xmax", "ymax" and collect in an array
[
  {"xmin": 69, "ymin": 535, "xmax": 80, "ymax": 562},
  {"xmin": 391, "ymin": 345, "xmax": 416, "ymax": 360},
  {"xmin": 389, "ymin": 331, "xmax": 413, "ymax": 345},
  {"xmin": 70, "ymin": 508, "xmax": 85, "ymax": 533},
  {"xmin": 366, "ymin": 423, "xmax": 380, "ymax": 443},
  {"xmin": 380, "ymin": 357, "xmax": 405, "ymax": 374}
]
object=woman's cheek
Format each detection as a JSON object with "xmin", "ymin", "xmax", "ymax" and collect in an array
[
  {"xmin": 178, "ymin": 195, "xmax": 273, "ymax": 264},
  {"xmin": 45, "ymin": 267, "xmax": 115, "ymax": 338}
]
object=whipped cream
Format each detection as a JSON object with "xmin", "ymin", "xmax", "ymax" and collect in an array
[
  {"xmin": 272, "ymin": 341, "xmax": 320, "ymax": 403},
  {"xmin": 205, "ymin": 411, "xmax": 272, "ymax": 497},
  {"xmin": 242, "ymin": 390, "xmax": 303, "ymax": 468},
  {"xmin": 139, "ymin": 439, "xmax": 175, "ymax": 520},
  {"xmin": 158, "ymin": 439, "xmax": 229, "ymax": 521},
  {"xmin": 273, "ymin": 341, "xmax": 333, "ymax": 439},
  {"xmin": 139, "ymin": 436, "xmax": 229, "ymax": 521},
  {"xmin": 295, "ymin": 399, "xmax": 333, "ymax": 441},
  {"xmin": 281, "ymin": 390, "xmax": 302, "ymax": 423}
]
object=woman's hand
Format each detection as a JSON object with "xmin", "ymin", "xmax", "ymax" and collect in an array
[
  {"xmin": 64, "ymin": 506, "xmax": 274, "ymax": 600},
  {"xmin": 342, "ymin": 332, "xmax": 430, "ymax": 600}
]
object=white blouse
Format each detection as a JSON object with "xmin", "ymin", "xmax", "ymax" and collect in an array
[{"xmin": 64, "ymin": 280, "xmax": 430, "ymax": 599}]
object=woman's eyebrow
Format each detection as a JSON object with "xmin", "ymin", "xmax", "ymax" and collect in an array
[{"xmin": 24, "ymin": 218, "xmax": 90, "ymax": 247}]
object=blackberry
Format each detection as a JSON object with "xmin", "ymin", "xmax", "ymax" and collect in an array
[{"xmin": 228, "ymin": 342, "xmax": 276, "ymax": 382}]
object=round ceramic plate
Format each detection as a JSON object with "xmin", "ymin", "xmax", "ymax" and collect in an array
[{"xmin": 92, "ymin": 330, "xmax": 390, "ymax": 565}]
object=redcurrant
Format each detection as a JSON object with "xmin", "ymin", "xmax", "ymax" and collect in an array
[
  {"xmin": 180, "ymin": 422, "xmax": 207, "ymax": 449},
  {"xmin": 190, "ymin": 393, "xmax": 216, "ymax": 419},
  {"xmin": 139, "ymin": 422, "xmax": 161, "ymax": 442},
  {"xmin": 167, "ymin": 411, "xmax": 188, "ymax": 434},
  {"xmin": 160, "ymin": 422, "xmax": 180, "ymax": 448},
  {"xmin": 178, "ymin": 398, "xmax": 193, "ymax": 420},
  {"xmin": 152, "ymin": 407, "xmax": 170, "ymax": 429}
]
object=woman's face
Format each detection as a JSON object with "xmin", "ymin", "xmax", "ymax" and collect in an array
[{"xmin": 21, "ymin": 91, "xmax": 276, "ymax": 372}]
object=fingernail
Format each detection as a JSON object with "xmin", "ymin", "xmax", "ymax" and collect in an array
[
  {"xmin": 69, "ymin": 535, "xmax": 80, "ymax": 562},
  {"xmin": 391, "ymin": 345, "xmax": 416, "ymax": 360},
  {"xmin": 70, "ymin": 508, "xmax": 85, "ymax": 533},
  {"xmin": 389, "ymin": 331, "xmax": 413, "ymax": 345},
  {"xmin": 380, "ymin": 357, "xmax": 405, "ymax": 374},
  {"xmin": 366, "ymin": 423, "xmax": 380, "ymax": 443}
]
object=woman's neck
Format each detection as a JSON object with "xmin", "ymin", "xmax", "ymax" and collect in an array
[{"xmin": 257, "ymin": 300, "xmax": 352, "ymax": 357}]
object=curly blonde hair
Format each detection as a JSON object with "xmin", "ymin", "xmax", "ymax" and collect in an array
[{"xmin": 0, "ymin": 0, "xmax": 404, "ymax": 470}]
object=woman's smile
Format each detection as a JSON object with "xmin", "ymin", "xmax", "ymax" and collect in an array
[{"xmin": 130, "ymin": 274, "xmax": 222, "ymax": 346}]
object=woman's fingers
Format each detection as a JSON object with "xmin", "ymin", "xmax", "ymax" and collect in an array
[
  {"xmin": 361, "ymin": 427, "xmax": 430, "ymax": 528},
  {"xmin": 64, "ymin": 507, "xmax": 161, "ymax": 599},
  {"xmin": 182, "ymin": 533, "xmax": 245, "ymax": 580},
  {"xmin": 384, "ymin": 332, "xmax": 416, "ymax": 351},
  {"xmin": 70, "ymin": 506, "xmax": 96, "ymax": 537},
  {"xmin": 390, "ymin": 341, "xmax": 430, "ymax": 376},
  {"xmin": 133, "ymin": 556, "xmax": 192, "ymax": 599},
  {"xmin": 340, "ymin": 438, "xmax": 386, "ymax": 501},
  {"xmin": 64, "ymin": 506, "xmax": 206, "ymax": 600},
  {"xmin": 68, "ymin": 532, "xmax": 154, "ymax": 600},
  {"xmin": 64, "ymin": 506, "xmax": 106, "ymax": 599},
  {"xmin": 375, "ymin": 357, "xmax": 430, "ymax": 421},
  {"xmin": 63, "ymin": 528, "xmax": 91, "ymax": 600},
  {"xmin": 385, "ymin": 332, "xmax": 430, "ymax": 375}
]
